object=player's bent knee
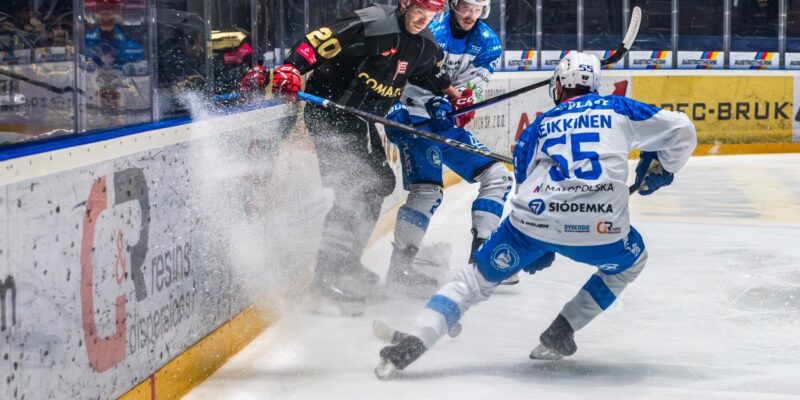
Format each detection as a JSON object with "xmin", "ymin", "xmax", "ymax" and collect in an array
[
  {"xmin": 406, "ymin": 184, "xmax": 444, "ymax": 216},
  {"xmin": 475, "ymin": 162, "xmax": 513, "ymax": 187}
]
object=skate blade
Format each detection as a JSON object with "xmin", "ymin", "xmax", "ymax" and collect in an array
[
  {"xmin": 447, "ymin": 322, "xmax": 463, "ymax": 338},
  {"xmin": 374, "ymin": 358, "xmax": 398, "ymax": 380},
  {"xmin": 307, "ymin": 295, "xmax": 365, "ymax": 317},
  {"xmin": 530, "ymin": 344, "xmax": 565, "ymax": 361},
  {"xmin": 500, "ymin": 276, "xmax": 520, "ymax": 286},
  {"xmin": 372, "ymin": 320, "xmax": 396, "ymax": 343}
]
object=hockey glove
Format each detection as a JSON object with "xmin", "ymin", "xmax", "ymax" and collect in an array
[
  {"xmin": 522, "ymin": 251, "xmax": 555, "ymax": 275},
  {"xmin": 386, "ymin": 102, "xmax": 412, "ymax": 125},
  {"xmin": 450, "ymin": 88, "xmax": 476, "ymax": 128},
  {"xmin": 425, "ymin": 96, "xmax": 455, "ymax": 132},
  {"xmin": 271, "ymin": 64, "xmax": 301, "ymax": 101},
  {"xmin": 634, "ymin": 151, "xmax": 674, "ymax": 196}
]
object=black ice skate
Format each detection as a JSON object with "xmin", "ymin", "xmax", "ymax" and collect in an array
[
  {"xmin": 530, "ymin": 314, "xmax": 577, "ymax": 361},
  {"xmin": 386, "ymin": 243, "xmax": 438, "ymax": 297},
  {"xmin": 375, "ymin": 334, "xmax": 427, "ymax": 379},
  {"xmin": 310, "ymin": 262, "xmax": 379, "ymax": 317}
]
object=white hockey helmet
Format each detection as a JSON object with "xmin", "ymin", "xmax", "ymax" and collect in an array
[
  {"xmin": 549, "ymin": 52, "xmax": 602, "ymax": 104},
  {"xmin": 449, "ymin": 0, "xmax": 490, "ymax": 19}
]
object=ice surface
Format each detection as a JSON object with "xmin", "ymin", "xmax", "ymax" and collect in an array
[{"xmin": 185, "ymin": 154, "xmax": 800, "ymax": 400}]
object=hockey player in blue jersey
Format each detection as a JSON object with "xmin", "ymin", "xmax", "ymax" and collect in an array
[
  {"xmin": 383, "ymin": 0, "xmax": 516, "ymax": 294},
  {"xmin": 375, "ymin": 52, "xmax": 697, "ymax": 377}
]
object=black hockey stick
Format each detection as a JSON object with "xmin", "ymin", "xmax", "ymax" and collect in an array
[
  {"xmin": 297, "ymin": 91, "xmax": 513, "ymax": 164},
  {"xmin": 412, "ymin": 6, "xmax": 642, "ymax": 128},
  {"xmin": 0, "ymin": 67, "xmax": 86, "ymax": 95}
]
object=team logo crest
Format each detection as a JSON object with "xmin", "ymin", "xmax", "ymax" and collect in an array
[
  {"xmin": 381, "ymin": 47, "xmax": 397, "ymax": 57},
  {"xmin": 491, "ymin": 244, "xmax": 519, "ymax": 270},
  {"xmin": 426, "ymin": 147, "xmax": 442, "ymax": 167},
  {"xmin": 394, "ymin": 60, "xmax": 409, "ymax": 80}
]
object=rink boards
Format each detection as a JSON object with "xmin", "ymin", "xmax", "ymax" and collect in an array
[{"xmin": 0, "ymin": 102, "xmax": 303, "ymax": 399}]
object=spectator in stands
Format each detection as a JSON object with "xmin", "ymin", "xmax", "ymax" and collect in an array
[{"xmin": 84, "ymin": 0, "xmax": 144, "ymax": 67}]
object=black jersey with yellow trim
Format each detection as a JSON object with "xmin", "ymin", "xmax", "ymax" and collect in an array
[{"xmin": 285, "ymin": 4, "xmax": 450, "ymax": 116}]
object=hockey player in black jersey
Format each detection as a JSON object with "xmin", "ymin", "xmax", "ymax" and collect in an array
[{"xmin": 272, "ymin": 0, "xmax": 456, "ymax": 315}]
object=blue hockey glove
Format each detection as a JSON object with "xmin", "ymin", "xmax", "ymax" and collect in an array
[
  {"xmin": 634, "ymin": 151, "xmax": 674, "ymax": 196},
  {"xmin": 386, "ymin": 102, "xmax": 411, "ymax": 124},
  {"xmin": 522, "ymin": 251, "xmax": 555, "ymax": 275},
  {"xmin": 425, "ymin": 96, "xmax": 455, "ymax": 132}
]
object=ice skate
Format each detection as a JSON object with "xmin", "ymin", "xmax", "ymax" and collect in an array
[
  {"xmin": 386, "ymin": 243, "xmax": 439, "ymax": 298},
  {"xmin": 375, "ymin": 334, "xmax": 427, "ymax": 379},
  {"xmin": 309, "ymin": 263, "xmax": 379, "ymax": 317},
  {"xmin": 373, "ymin": 319, "xmax": 461, "ymax": 344},
  {"xmin": 530, "ymin": 314, "xmax": 577, "ymax": 360}
]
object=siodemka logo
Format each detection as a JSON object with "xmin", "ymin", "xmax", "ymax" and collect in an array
[
  {"xmin": 80, "ymin": 168, "xmax": 150, "ymax": 372},
  {"xmin": 528, "ymin": 199, "xmax": 546, "ymax": 215}
]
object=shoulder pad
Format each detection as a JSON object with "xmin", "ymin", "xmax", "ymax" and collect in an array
[
  {"xmin": 357, "ymin": 4, "xmax": 400, "ymax": 36},
  {"xmin": 609, "ymin": 95, "xmax": 660, "ymax": 121}
]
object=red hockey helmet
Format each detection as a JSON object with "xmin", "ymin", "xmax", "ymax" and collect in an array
[{"xmin": 401, "ymin": 0, "xmax": 446, "ymax": 12}]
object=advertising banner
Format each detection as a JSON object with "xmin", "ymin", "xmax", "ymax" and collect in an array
[
  {"xmin": 628, "ymin": 50, "xmax": 673, "ymax": 69},
  {"xmin": 541, "ymin": 50, "xmax": 574, "ymax": 70},
  {"xmin": 584, "ymin": 50, "xmax": 623, "ymax": 69},
  {"xmin": 729, "ymin": 51, "xmax": 779, "ymax": 70},
  {"xmin": 503, "ymin": 50, "xmax": 537, "ymax": 71},
  {"xmin": 785, "ymin": 53, "xmax": 800, "ymax": 70},
  {"xmin": 677, "ymin": 51, "xmax": 724, "ymax": 69},
  {"xmin": 0, "ymin": 106, "xmax": 301, "ymax": 399},
  {"xmin": 470, "ymin": 78, "xmax": 513, "ymax": 156},
  {"xmin": 632, "ymin": 75, "xmax": 793, "ymax": 143}
]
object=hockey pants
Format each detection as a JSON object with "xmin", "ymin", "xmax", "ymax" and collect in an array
[
  {"xmin": 304, "ymin": 104, "xmax": 396, "ymax": 281},
  {"xmin": 385, "ymin": 112, "xmax": 513, "ymax": 253}
]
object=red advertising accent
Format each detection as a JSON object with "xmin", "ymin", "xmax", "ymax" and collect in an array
[
  {"xmin": 297, "ymin": 42, "xmax": 317, "ymax": 65},
  {"xmin": 512, "ymin": 111, "xmax": 543, "ymax": 153},
  {"xmin": 81, "ymin": 176, "xmax": 127, "ymax": 372},
  {"xmin": 612, "ymin": 80, "xmax": 628, "ymax": 96},
  {"xmin": 381, "ymin": 47, "xmax": 397, "ymax": 57}
]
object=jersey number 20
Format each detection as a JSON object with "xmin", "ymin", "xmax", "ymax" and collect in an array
[
  {"xmin": 541, "ymin": 132, "xmax": 602, "ymax": 181},
  {"xmin": 306, "ymin": 27, "xmax": 342, "ymax": 59}
]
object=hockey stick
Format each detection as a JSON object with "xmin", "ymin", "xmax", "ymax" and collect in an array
[
  {"xmin": 412, "ymin": 6, "xmax": 642, "ymax": 128},
  {"xmin": 296, "ymin": 91, "xmax": 513, "ymax": 164},
  {"xmin": 0, "ymin": 67, "xmax": 86, "ymax": 95}
]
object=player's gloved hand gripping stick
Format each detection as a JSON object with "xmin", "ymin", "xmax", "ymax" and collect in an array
[{"xmin": 412, "ymin": 6, "xmax": 642, "ymax": 128}]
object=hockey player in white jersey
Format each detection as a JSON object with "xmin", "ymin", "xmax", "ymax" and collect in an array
[
  {"xmin": 375, "ymin": 52, "xmax": 697, "ymax": 376},
  {"xmin": 384, "ymin": 0, "xmax": 515, "ymax": 294}
]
